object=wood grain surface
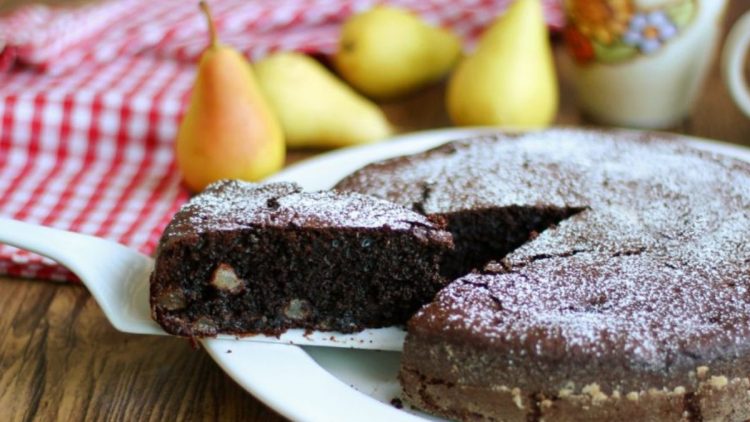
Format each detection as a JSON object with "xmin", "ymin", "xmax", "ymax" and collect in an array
[{"xmin": 1, "ymin": 1, "xmax": 749, "ymax": 421}]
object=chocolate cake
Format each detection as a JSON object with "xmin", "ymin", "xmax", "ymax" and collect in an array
[
  {"xmin": 150, "ymin": 180, "xmax": 453, "ymax": 337},
  {"xmin": 335, "ymin": 129, "xmax": 750, "ymax": 421}
]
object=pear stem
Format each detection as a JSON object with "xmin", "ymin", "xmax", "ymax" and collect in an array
[{"xmin": 199, "ymin": 1, "xmax": 218, "ymax": 48}]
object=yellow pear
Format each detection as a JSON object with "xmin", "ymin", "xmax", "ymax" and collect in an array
[
  {"xmin": 334, "ymin": 6, "xmax": 462, "ymax": 100},
  {"xmin": 176, "ymin": 1, "xmax": 285, "ymax": 192},
  {"xmin": 447, "ymin": 0, "xmax": 558, "ymax": 128},
  {"xmin": 255, "ymin": 52, "xmax": 392, "ymax": 148}
]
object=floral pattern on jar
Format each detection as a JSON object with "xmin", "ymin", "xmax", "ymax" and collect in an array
[{"xmin": 564, "ymin": 0, "xmax": 697, "ymax": 64}]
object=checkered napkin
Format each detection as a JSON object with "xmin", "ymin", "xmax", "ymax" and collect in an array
[{"xmin": 0, "ymin": 0, "xmax": 563, "ymax": 282}]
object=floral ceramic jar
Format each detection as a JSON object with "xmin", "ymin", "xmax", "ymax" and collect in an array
[{"xmin": 563, "ymin": 0, "xmax": 727, "ymax": 128}]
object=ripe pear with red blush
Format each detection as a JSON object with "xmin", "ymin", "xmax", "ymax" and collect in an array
[{"xmin": 176, "ymin": 1, "xmax": 285, "ymax": 192}]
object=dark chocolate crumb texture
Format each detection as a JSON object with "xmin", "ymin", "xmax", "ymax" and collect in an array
[
  {"xmin": 335, "ymin": 129, "xmax": 750, "ymax": 421},
  {"xmin": 150, "ymin": 180, "xmax": 453, "ymax": 337}
]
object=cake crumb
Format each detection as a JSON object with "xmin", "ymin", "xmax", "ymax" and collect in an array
[
  {"xmin": 710, "ymin": 376, "xmax": 728, "ymax": 389},
  {"xmin": 583, "ymin": 383, "xmax": 607, "ymax": 404},
  {"xmin": 390, "ymin": 398, "xmax": 403, "ymax": 409},
  {"xmin": 511, "ymin": 388, "xmax": 524, "ymax": 409},
  {"xmin": 558, "ymin": 388, "xmax": 573, "ymax": 398},
  {"xmin": 697, "ymin": 366, "xmax": 710, "ymax": 379}
]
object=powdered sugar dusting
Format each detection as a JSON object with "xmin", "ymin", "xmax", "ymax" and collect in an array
[
  {"xmin": 163, "ymin": 180, "xmax": 442, "ymax": 241},
  {"xmin": 340, "ymin": 128, "xmax": 750, "ymax": 381}
]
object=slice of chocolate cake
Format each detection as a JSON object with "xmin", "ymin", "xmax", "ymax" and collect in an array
[{"xmin": 150, "ymin": 180, "xmax": 453, "ymax": 337}]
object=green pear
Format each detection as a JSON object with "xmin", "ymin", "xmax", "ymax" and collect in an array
[
  {"xmin": 334, "ymin": 6, "xmax": 462, "ymax": 100},
  {"xmin": 447, "ymin": 0, "xmax": 558, "ymax": 128},
  {"xmin": 176, "ymin": 2, "xmax": 285, "ymax": 192},
  {"xmin": 254, "ymin": 52, "xmax": 393, "ymax": 148}
]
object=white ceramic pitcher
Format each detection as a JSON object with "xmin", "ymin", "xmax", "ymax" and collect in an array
[
  {"xmin": 723, "ymin": 8, "xmax": 750, "ymax": 118},
  {"xmin": 563, "ymin": 0, "xmax": 729, "ymax": 129}
]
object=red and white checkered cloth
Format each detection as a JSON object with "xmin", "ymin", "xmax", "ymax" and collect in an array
[{"xmin": 0, "ymin": 0, "xmax": 564, "ymax": 282}]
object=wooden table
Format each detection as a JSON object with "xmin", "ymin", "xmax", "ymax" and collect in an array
[{"xmin": 1, "ymin": 1, "xmax": 749, "ymax": 421}]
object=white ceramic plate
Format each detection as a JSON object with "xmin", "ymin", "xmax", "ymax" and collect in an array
[{"xmin": 200, "ymin": 128, "xmax": 750, "ymax": 422}]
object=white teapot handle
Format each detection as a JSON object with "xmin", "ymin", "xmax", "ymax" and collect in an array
[{"xmin": 723, "ymin": 11, "xmax": 750, "ymax": 117}]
